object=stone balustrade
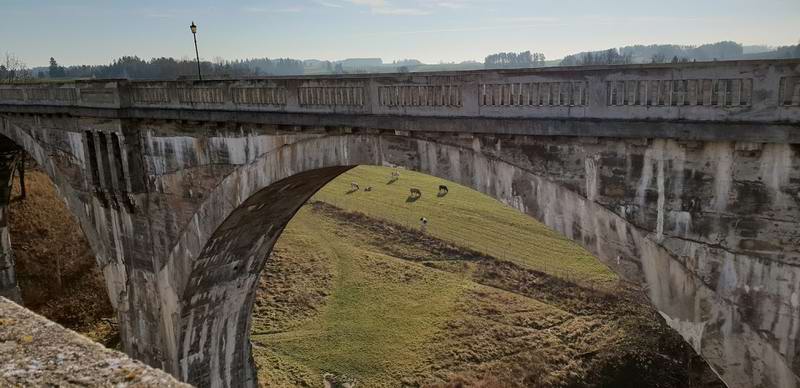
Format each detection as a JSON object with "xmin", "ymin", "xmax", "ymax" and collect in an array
[{"xmin": 0, "ymin": 59, "xmax": 798, "ymax": 124}]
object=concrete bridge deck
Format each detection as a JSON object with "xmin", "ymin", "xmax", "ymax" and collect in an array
[{"xmin": 0, "ymin": 60, "xmax": 798, "ymax": 388}]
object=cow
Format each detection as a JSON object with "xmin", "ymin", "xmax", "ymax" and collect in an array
[{"xmin": 388, "ymin": 170, "xmax": 400, "ymax": 184}]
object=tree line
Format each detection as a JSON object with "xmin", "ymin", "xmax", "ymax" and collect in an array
[
  {"xmin": 560, "ymin": 49, "xmax": 633, "ymax": 66},
  {"xmin": 2, "ymin": 40, "xmax": 798, "ymax": 83},
  {"xmin": 619, "ymin": 41, "xmax": 744, "ymax": 63},
  {"xmin": 484, "ymin": 51, "xmax": 546, "ymax": 69},
  {"xmin": 561, "ymin": 41, "xmax": 800, "ymax": 65},
  {"xmin": 41, "ymin": 56, "xmax": 304, "ymax": 80}
]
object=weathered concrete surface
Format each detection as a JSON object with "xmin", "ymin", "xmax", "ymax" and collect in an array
[
  {"xmin": 0, "ymin": 60, "xmax": 798, "ymax": 388},
  {"xmin": 0, "ymin": 296, "xmax": 191, "ymax": 387},
  {"xmin": 0, "ymin": 139, "xmax": 21, "ymax": 302},
  {"xmin": 1, "ymin": 60, "xmax": 799, "ymax": 124},
  {"xmin": 156, "ymin": 133, "xmax": 800, "ymax": 388}
]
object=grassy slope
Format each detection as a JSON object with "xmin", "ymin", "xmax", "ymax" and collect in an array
[
  {"xmin": 254, "ymin": 206, "xmax": 466, "ymax": 387},
  {"xmin": 315, "ymin": 167, "xmax": 615, "ymax": 286},
  {"xmin": 251, "ymin": 166, "xmax": 635, "ymax": 387}
]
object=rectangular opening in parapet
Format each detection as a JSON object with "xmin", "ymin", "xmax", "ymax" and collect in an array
[
  {"xmin": 780, "ymin": 77, "xmax": 800, "ymax": 106},
  {"xmin": 724, "ymin": 80, "xmax": 733, "ymax": 106}
]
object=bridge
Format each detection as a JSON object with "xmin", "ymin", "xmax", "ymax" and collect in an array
[{"xmin": 0, "ymin": 59, "xmax": 798, "ymax": 388}]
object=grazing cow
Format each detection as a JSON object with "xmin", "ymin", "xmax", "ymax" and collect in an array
[
  {"xmin": 438, "ymin": 185, "xmax": 449, "ymax": 195},
  {"xmin": 388, "ymin": 170, "xmax": 400, "ymax": 184},
  {"xmin": 410, "ymin": 188, "xmax": 422, "ymax": 198},
  {"xmin": 364, "ymin": 186, "xmax": 373, "ymax": 192},
  {"xmin": 350, "ymin": 182, "xmax": 359, "ymax": 191}
]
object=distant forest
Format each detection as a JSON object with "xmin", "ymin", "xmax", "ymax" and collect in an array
[
  {"xmin": 41, "ymin": 56, "xmax": 305, "ymax": 80},
  {"xmin": 484, "ymin": 51, "xmax": 547, "ymax": 69},
  {"xmin": 2, "ymin": 40, "xmax": 798, "ymax": 82},
  {"xmin": 560, "ymin": 41, "xmax": 800, "ymax": 66}
]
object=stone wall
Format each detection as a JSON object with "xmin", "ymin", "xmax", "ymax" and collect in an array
[
  {"xmin": 0, "ymin": 60, "xmax": 798, "ymax": 123},
  {"xmin": 0, "ymin": 296, "xmax": 190, "ymax": 387}
]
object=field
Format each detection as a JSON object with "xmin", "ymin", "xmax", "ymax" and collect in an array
[
  {"xmin": 315, "ymin": 167, "xmax": 616, "ymax": 287},
  {"xmin": 250, "ymin": 166, "xmax": 721, "ymax": 387},
  {"xmin": 9, "ymin": 164, "xmax": 722, "ymax": 387}
]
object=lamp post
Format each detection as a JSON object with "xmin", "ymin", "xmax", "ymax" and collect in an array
[{"xmin": 190, "ymin": 21, "xmax": 202, "ymax": 81}]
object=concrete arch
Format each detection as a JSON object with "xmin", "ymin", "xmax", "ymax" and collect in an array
[
  {"xmin": 0, "ymin": 116, "xmax": 96, "ymax": 302},
  {"xmin": 156, "ymin": 133, "xmax": 796, "ymax": 388},
  {"xmin": 0, "ymin": 117, "xmax": 125, "ymax": 322},
  {"xmin": 0, "ymin": 119, "xmax": 87, "ymax": 225}
]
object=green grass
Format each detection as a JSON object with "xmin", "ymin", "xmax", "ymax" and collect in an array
[
  {"xmin": 252, "ymin": 166, "xmax": 620, "ymax": 387},
  {"xmin": 314, "ymin": 166, "xmax": 616, "ymax": 285},
  {"xmin": 253, "ymin": 207, "xmax": 466, "ymax": 386}
]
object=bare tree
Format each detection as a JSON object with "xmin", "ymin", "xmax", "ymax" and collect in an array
[{"xmin": 0, "ymin": 52, "xmax": 32, "ymax": 83}]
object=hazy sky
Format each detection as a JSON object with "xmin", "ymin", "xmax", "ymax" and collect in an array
[{"xmin": 2, "ymin": 0, "xmax": 799, "ymax": 67}]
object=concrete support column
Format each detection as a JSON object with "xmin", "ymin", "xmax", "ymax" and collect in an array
[{"xmin": 0, "ymin": 145, "xmax": 20, "ymax": 302}]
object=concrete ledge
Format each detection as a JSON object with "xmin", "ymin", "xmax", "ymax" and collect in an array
[
  {"xmin": 0, "ymin": 297, "xmax": 190, "ymax": 387},
  {"xmin": 1, "ymin": 104, "xmax": 799, "ymax": 144}
]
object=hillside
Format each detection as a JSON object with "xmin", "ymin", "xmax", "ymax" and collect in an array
[
  {"xmin": 250, "ymin": 166, "xmax": 723, "ymax": 387},
  {"xmin": 318, "ymin": 167, "xmax": 615, "ymax": 287}
]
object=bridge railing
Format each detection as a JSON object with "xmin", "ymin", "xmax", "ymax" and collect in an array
[
  {"xmin": 0, "ymin": 80, "xmax": 123, "ymax": 109},
  {"xmin": 1, "ymin": 60, "xmax": 799, "ymax": 123}
]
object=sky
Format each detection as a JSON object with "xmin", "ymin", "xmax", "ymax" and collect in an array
[{"xmin": 2, "ymin": 0, "xmax": 799, "ymax": 67}]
